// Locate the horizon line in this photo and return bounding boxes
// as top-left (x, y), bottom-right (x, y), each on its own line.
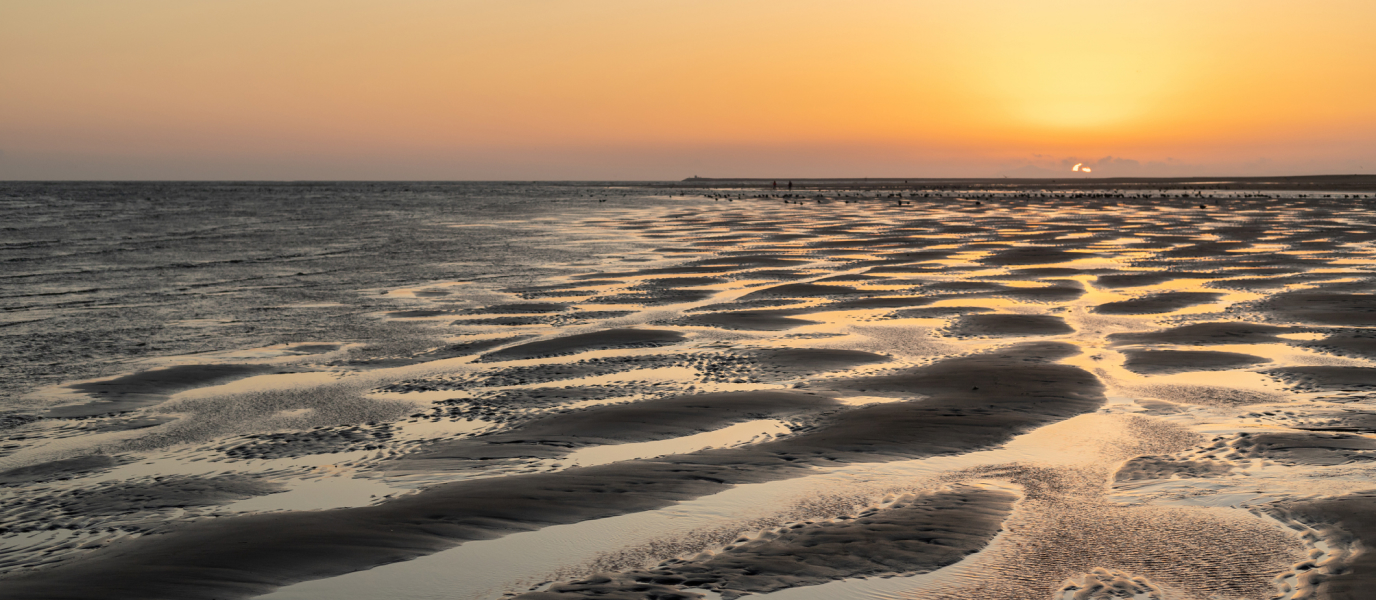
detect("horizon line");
top-left (3, 173), bottom-right (1376, 185)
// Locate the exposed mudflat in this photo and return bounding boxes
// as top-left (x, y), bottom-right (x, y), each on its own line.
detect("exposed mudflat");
top-left (1093, 291), bottom-right (1224, 315)
top-left (478, 328), bottom-right (686, 361)
top-left (46, 364), bottom-right (288, 418)
top-left (516, 484), bottom-right (1017, 600)
top-left (1108, 322), bottom-right (1295, 345)
top-left (678, 309), bottom-right (821, 331)
top-left (4, 180), bottom-right (1376, 600)
top-left (1121, 349), bottom-right (1271, 374)
top-left (947, 313), bottom-right (1075, 337)
top-left (1273, 492), bottom-right (1376, 600)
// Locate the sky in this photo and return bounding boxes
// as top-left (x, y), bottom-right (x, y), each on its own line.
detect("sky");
top-left (2, 0), bottom-right (1374, 180)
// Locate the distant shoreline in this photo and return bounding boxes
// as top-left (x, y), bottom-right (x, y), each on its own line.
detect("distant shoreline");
top-left (678, 174), bottom-right (1376, 191)
top-left (682, 174), bottom-right (1376, 184)
top-left (2, 177), bottom-right (1373, 192)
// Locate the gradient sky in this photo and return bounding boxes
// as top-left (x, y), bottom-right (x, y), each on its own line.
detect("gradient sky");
top-left (3, 0), bottom-right (1374, 180)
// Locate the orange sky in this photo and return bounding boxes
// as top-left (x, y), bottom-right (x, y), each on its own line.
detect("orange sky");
top-left (2, 0), bottom-right (1374, 179)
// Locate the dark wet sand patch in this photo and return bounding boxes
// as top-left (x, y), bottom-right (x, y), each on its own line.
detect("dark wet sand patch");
top-left (1226, 432), bottom-right (1376, 466)
top-left (512, 289), bottom-right (611, 300)
top-left (1263, 292), bottom-right (1376, 326)
top-left (808, 248), bottom-right (877, 258)
top-left (0, 343), bottom-right (1103, 600)
top-left (386, 309), bottom-right (452, 318)
top-left (285, 344), bottom-right (340, 355)
top-left (452, 315), bottom-right (557, 326)
top-left (1157, 241), bottom-right (1250, 258)
top-left (479, 329), bottom-right (686, 362)
top-left (695, 255), bottom-right (814, 269)
top-left (914, 281), bottom-right (1082, 304)
top-left (587, 288), bottom-right (717, 305)
top-left (1266, 366), bottom-right (1376, 393)
top-left (518, 278), bottom-right (621, 288)
top-left (1206, 274), bottom-right (1331, 291)
top-left (741, 282), bottom-right (863, 299)
top-left (1275, 492), bottom-right (1376, 600)
top-left (1093, 292), bottom-right (1223, 315)
top-left (464, 303), bottom-right (569, 315)
top-left (1219, 263), bottom-right (1317, 275)
top-left (221, 425), bottom-right (397, 460)
top-left (46, 364), bottom-right (286, 418)
top-left (997, 284), bottom-right (1084, 303)
top-left (436, 337), bottom-right (536, 356)
top-left (1301, 331), bottom-right (1376, 359)
top-left (692, 240), bottom-right (753, 248)
top-left (564, 310), bottom-right (637, 320)
top-left (981, 246), bottom-right (1095, 266)
top-left (733, 269), bottom-right (814, 281)
top-left (792, 342), bottom-right (1103, 458)
top-left (1293, 411), bottom-right (1376, 433)
top-left (517, 485), bottom-right (1017, 600)
top-left (0, 413), bottom-right (42, 430)
top-left (680, 310), bottom-right (820, 331)
top-left (685, 298), bottom-right (806, 312)
top-left (424, 385), bottom-right (670, 422)
top-left (814, 273), bottom-right (891, 283)
top-left (392, 390), bottom-right (839, 468)
top-left (387, 355), bottom-right (684, 391)
top-left (475, 385), bottom-right (639, 406)
top-left (1121, 350), bottom-right (1270, 374)
top-left (637, 277), bottom-right (725, 287)
top-left (0, 455), bottom-right (118, 486)
top-left (675, 348), bottom-right (889, 386)
top-left (865, 263), bottom-right (954, 274)
top-left (923, 281), bottom-right (1005, 292)
top-left (28, 474), bottom-right (285, 519)
top-left (0, 463), bottom-right (783, 600)
top-left (947, 314), bottom-right (1074, 337)
top-left (1109, 322), bottom-right (1293, 346)
top-left (1125, 383), bottom-right (1288, 407)
top-left (747, 348), bottom-right (890, 378)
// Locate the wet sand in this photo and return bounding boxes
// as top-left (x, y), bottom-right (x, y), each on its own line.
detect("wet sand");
top-left (1274, 492), bottom-right (1376, 600)
top-left (4, 179), bottom-right (1376, 600)
top-left (517, 485), bottom-right (1017, 600)
top-left (45, 364), bottom-right (287, 418)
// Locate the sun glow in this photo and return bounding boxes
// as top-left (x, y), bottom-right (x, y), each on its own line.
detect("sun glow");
top-left (1, 0), bottom-right (1374, 178)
